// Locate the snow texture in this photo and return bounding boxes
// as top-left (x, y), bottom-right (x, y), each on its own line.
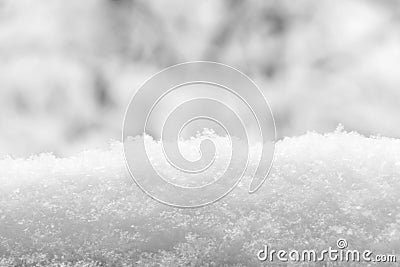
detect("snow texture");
top-left (0, 130), bottom-right (399, 266)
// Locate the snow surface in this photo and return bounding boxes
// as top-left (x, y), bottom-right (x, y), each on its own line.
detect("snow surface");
top-left (0, 130), bottom-right (399, 266)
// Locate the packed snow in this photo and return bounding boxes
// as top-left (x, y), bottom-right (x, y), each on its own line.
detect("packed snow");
top-left (1, 129), bottom-right (399, 266)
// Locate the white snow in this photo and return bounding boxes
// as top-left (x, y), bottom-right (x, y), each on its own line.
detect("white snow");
top-left (1, 130), bottom-right (399, 265)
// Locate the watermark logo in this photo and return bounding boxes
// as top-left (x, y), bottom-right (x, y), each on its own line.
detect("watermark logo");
top-left (123, 62), bottom-right (276, 208)
top-left (257, 239), bottom-right (397, 263)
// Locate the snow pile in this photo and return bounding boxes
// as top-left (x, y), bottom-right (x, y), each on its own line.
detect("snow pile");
top-left (0, 130), bottom-right (399, 266)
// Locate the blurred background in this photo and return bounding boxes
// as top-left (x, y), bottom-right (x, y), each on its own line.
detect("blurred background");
top-left (0, 0), bottom-right (399, 157)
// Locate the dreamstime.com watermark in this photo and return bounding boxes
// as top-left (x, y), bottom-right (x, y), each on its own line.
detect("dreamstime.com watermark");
top-left (123, 61), bottom-right (276, 208)
top-left (257, 239), bottom-right (397, 263)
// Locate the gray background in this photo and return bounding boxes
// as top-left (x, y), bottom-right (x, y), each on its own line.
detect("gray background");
top-left (0, 0), bottom-right (399, 157)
